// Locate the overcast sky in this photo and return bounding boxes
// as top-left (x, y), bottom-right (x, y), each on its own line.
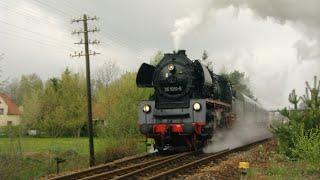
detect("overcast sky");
top-left (0, 0), bottom-right (319, 109)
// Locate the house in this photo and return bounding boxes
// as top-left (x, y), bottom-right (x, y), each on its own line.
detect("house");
top-left (0, 93), bottom-right (20, 126)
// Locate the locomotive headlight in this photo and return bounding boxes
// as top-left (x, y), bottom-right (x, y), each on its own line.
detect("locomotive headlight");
top-left (143, 105), bottom-right (151, 113)
top-left (193, 103), bottom-right (201, 111)
top-left (168, 64), bottom-right (175, 71)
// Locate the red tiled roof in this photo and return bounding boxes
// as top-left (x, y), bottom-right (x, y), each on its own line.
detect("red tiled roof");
top-left (0, 93), bottom-right (20, 115)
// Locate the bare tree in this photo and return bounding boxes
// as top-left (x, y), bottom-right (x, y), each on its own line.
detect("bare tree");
top-left (2, 78), bottom-right (19, 102)
top-left (95, 61), bottom-right (121, 88)
top-left (0, 53), bottom-right (8, 89)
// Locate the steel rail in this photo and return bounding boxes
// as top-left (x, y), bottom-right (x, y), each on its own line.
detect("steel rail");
top-left (81, 152), bottom-right (194, 180)
top-left (50, 152), bottom-right (156, 180)
top-left (146, 138), bottom-right (271, 180)
top-left (145, 149), bottom-right (229, 180)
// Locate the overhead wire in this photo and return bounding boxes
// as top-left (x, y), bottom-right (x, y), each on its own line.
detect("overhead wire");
top-left (1, 0), bottom-right (154, 63)
top-left (60, 0), bottom-right (152, 56)
top-left (0, 20), bottom-right (77, 50)
top-left (0, 30), bottom-right (74, 54)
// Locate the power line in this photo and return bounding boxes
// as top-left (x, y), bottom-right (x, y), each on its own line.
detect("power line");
top-left (0, 30), bottom-right (75, 54)
top-left (0, 1), bottom-right (64, 26)
top-left (0, 20), bottom-right (77, 50)
top-left (39, 0), bottom-right (149, 54)
top-left (32, 0), bottom-right (74, 17)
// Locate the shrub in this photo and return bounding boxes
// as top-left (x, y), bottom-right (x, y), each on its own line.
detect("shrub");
top-left (273, 76), bottom-right (320, 165)
top-left (0, 125), bottom-right (25, 137)
top-left (292, 128), bottom-right (320, 167)
top-left (94, 72), bottom-right (153, 137)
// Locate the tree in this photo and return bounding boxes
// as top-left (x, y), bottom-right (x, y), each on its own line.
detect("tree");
top-left (57, 69), bottom-right (86, 137)
top-left (17, 74), bottom-right (43, 105)
top-left (2, 78), bottom-right (19, 103)
top-left (273, 76), bottom-right (320, 159)
top-left (93, 72), bottom-right (153, 137)
top-left (221, 70), bottom-right (255, 99)
top-left (94, 61), bottom-right (120, 89)
top-left (0, 53), bottom-right (8, 89)
top-left (20, 70), bottom-right (87, 137)
top-left (289, 89), bottom-right (300, 110)
top-left (201, 50), bottom-right (213, 71)
top-left (149, 51), bottom-right (164, 66)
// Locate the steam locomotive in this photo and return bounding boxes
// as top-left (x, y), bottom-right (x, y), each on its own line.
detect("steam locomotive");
top-left (136, 50), bottom-right (268, 152)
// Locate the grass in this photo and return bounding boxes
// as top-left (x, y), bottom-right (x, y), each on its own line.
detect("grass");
top-left (247, 152), bottom-right (320, 180)
top-left (0, 137), bottom-right (146, 180)
top-left (0, 137), bottom-right (136, 155)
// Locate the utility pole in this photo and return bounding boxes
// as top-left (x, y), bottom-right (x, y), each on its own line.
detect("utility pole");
top-left (71, 14), bottom-right (100, 167)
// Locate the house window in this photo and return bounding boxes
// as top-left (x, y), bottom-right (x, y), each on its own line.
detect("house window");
top-left (7, 121), bottom-right (12, 125)
top-left (0, 108), bottom-right (4, 115)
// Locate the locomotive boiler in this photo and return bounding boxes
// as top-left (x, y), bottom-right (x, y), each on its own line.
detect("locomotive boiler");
top-left (136, 50), bottom-right (268, 152)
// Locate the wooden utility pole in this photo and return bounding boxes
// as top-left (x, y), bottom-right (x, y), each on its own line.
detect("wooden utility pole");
top-left (71, 14), bottom-right (100, 167)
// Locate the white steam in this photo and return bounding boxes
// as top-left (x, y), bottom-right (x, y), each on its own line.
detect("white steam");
top-left (211, 0), bottom-right (320, 63)
top-left (170, 0), bottom-right (320, 109)
top-left (171, 1), bottom-right (214, 50)
top-left (204, 99), bottom-right (272, 153)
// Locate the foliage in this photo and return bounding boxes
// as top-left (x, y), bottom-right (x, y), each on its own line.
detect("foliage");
top-left (221, 70), bottom-right (255, 99)
top-left (20, 69), bottom-right (87, 137)
top-left (17, 74), bottom-right (43, 105)
top-left (288, 89), bottom-right (300, 110)
top-left (0, 125), bottom-right (25, 137)
top-left (273, 76), bottom-right (320, 166)
top-left (93, 72), bottom-right (153, 137)
top-left (292, 128), bottom-right (320, 166)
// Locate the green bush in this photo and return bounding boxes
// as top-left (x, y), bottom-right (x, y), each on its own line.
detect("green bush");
top-left (94, 72), bottom-right (153, 137)
top-left (292, 128), bottom-right (320, 166)
top-left (273, 76), bottom-right (320, 165)
top-left (0, 125), bottom-right (25, 137)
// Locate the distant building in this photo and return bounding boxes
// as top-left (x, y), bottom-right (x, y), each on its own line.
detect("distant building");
top-left (0, 93), bottom-right (21, 126)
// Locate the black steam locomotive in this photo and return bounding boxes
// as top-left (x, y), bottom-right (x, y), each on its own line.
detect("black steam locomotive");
top-left (136, 50), bottom-right (267, 152)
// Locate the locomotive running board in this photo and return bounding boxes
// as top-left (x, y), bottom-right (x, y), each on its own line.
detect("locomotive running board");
top-left (205, 99), bottom-right (231, 109)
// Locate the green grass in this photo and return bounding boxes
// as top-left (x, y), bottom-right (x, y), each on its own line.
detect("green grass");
top-left (248, 158), bottom-right (320, 180)
top-left (0, 137), bottom-right (134, 155)
top-left (0, 137), bottom-right (146, 180)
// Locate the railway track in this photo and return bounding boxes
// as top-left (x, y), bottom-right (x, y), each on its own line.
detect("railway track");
top-left (50, 152), bottom-right (162, 180)
top-left (50, 138), bottom-right (270, 180)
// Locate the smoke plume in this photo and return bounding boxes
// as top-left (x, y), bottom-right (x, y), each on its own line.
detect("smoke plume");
top-left (171, 0), bottom-right (320, 109)
top-left (212, 0), bottom-right (320, 63)
top-left (171, 1), bottom-right (214, 50)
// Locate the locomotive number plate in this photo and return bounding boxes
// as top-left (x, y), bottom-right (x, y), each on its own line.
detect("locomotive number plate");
top-left (164, 86), bottom-right (182, 92)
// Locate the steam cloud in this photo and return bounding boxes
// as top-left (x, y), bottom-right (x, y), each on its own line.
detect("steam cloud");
top-left (212, 0), bottom-right (320, 62)
top-left (171, 0), bottom-right (320, 109)
top-left (171, 0), bottom-right (320, 61)
top-left (204, 100), bottom-right (272, 153)
top-left (171, 1), bottom-right (214, 50)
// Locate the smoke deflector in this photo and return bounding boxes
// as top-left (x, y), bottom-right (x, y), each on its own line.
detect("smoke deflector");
top-left (136, 63), bottom-right (155, 87)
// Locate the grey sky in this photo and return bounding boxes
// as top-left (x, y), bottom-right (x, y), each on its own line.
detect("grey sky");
top-left (0, 0), bottom-right (319, 109)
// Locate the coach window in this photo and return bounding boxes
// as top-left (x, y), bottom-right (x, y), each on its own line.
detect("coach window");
top-left (0, 108), bottom-right (4, 115)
